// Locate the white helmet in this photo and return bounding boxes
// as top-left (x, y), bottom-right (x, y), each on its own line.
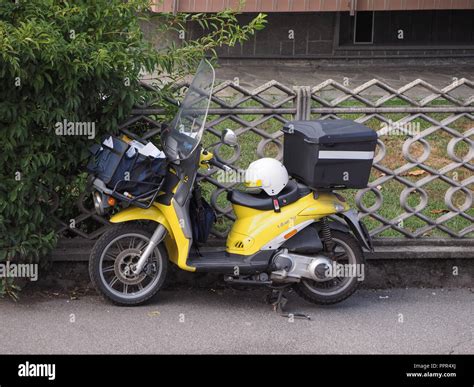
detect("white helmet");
top-left (245, 158), bottom-right (289, 196)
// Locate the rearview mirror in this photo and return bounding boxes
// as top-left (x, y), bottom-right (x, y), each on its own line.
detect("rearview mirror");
top-left (221, 129), bottom-right (238, 147)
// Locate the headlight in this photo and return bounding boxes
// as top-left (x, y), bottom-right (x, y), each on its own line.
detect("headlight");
top-left (93, 191), bottom-right (104, 215)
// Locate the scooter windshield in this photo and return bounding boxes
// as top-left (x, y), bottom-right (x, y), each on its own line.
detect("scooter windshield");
top-left (164, 59), bottom-right (215, 161)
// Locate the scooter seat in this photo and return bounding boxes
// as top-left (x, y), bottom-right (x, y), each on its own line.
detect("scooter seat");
top-left (228, 180), bottom-right (308, 211)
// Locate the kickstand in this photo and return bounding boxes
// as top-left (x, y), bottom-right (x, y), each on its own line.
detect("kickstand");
top-left (266, 289), bottom-right (311, 320)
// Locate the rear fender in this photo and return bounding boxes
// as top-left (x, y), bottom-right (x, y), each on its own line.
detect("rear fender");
top-left (334, 210), bottom-right (373, 251)
top-left (314, 210), bottom-right (373, 251)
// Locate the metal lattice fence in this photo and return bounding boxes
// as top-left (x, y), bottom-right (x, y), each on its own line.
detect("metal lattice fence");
top-left (57, 77), bottom-right (473, 253)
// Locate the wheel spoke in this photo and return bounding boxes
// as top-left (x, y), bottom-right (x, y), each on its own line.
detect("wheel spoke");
top-left (115, 240), bottom-right (125, 252)
top-left (128, 237), bottom-right (136, 250)
top-left (104, 252), bottom-right (118, 261)
top-left (102, 265), bottom-right (115, 273)
top-left (136, 240), bottom-right (147, 251)
top-left (109, 276), bottom-right (119, 288)
top-left (123, 284), bottom-right (128, 294)
top-left (333, 252), bottom-right (348, 260)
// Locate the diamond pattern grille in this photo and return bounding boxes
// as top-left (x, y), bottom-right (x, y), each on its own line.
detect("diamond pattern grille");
top-left (61, 77), bottom-right (473, 240)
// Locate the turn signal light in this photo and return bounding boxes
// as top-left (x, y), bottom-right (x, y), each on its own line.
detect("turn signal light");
top-left (107, 197), bottom-right (116, 206)
top-left (284, 229), bottom-right (297, 240)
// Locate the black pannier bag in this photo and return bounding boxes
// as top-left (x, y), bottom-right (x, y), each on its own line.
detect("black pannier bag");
top-left (87, 136), bottom-right (167, 196)
top-left (87, 136), bottom-right (129, 184)
top-left (189, 186), bottom-right (216, 244)
top-left (282, 120), bottom-right (377, 189)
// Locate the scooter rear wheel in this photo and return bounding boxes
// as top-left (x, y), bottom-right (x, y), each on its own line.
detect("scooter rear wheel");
top-left (293, 230), bottom-right (365, 305)
top-left (89, 223), bottom-right (168, 306)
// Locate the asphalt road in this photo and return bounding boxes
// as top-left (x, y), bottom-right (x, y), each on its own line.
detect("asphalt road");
top-left (0, 288), bottom-right (472, 354)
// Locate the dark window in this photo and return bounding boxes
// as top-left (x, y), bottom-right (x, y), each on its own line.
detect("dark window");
top-left (340, 10), bottom-right (474, 46)
top-left (354, 11), bottom-right (374, 44)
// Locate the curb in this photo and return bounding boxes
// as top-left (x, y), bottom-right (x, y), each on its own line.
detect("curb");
top-left (44, 238), bottom-right (474, 290)
top-left (51, 238), bottom-right (474, 262)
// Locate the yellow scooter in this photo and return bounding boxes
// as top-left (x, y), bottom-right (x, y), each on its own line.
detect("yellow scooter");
top-left (88, 60), bottom-right (374, 306)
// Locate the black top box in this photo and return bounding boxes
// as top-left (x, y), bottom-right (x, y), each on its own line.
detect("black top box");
top-left (282, 120), bottom-right (377, 189)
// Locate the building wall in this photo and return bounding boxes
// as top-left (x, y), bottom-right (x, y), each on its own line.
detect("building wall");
top-left (152, 0), bottom-right (474, 13)
top-left (186, 10), bottom-right (474, 59)
top-left (208, 13), bottom-right (336, 57)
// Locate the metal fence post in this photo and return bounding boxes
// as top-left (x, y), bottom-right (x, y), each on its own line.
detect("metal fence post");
top-left (294, 86), bottom-right (312, 121)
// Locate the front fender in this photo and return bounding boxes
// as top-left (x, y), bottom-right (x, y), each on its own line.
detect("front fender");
top-left (109, 204), bottom-right (195, 272)
top-left (110, 206), bottom-right (171, 231)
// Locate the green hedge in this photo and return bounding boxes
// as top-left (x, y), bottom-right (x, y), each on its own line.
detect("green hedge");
top-left (0, 0), bottom-right (266, 297)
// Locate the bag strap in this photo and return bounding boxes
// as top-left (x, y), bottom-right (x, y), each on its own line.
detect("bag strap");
top-left (191, 184), bottom-right (205, 248)
top-left (193, 184), bottom-right (204, 208)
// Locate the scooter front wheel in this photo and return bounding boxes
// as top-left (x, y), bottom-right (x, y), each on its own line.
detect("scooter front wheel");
top-left (89, 223), bottom-right (168, 306)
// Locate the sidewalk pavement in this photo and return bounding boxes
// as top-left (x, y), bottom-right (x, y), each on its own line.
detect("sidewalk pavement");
top-left (0, 288), bottom-right (472, 354)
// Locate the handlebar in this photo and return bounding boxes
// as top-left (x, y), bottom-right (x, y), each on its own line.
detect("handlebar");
top-left (209, 157), bottom-right (232, 172)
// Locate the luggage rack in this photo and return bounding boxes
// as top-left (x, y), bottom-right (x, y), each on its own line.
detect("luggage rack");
top-left (91, 177), bottom-right (164, 209)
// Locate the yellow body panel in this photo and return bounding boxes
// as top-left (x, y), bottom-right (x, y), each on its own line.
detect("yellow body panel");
top-left (110, 202), bottom-right (195, 272)
top-left (199, 150), bottom-right (213, 167)
top-left (109, 176), bottom-right (348, 267)
top-left (226, 192), bottom-right (348, 255)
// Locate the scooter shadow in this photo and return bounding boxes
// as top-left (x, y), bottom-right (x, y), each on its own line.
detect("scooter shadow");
top-left (146, 286), bottom-right (373, 315)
